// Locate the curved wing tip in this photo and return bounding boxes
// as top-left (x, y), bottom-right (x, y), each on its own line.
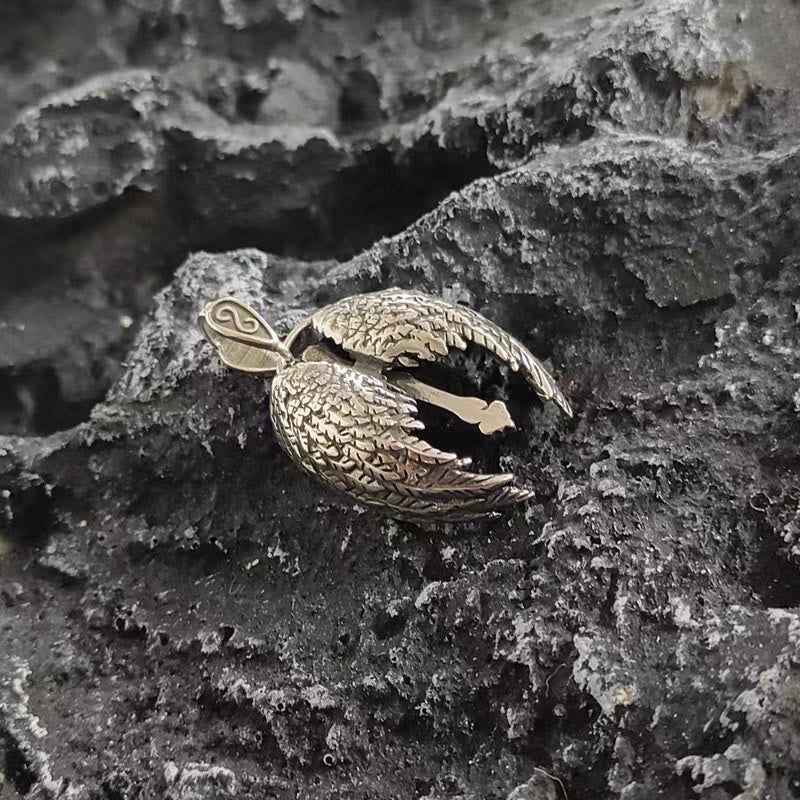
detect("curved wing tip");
top-left (396, 481), bottom-right (535, 521)
top-left (556, 393), bottom-right (574, 418)
top-left (536, 387), bottom-right (573, 418)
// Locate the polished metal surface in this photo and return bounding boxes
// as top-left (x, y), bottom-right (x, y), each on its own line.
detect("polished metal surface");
top-left (199, 288), bottom-right (572, 520)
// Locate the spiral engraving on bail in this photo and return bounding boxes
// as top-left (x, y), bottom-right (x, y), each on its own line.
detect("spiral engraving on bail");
top-left (212, 303), bottom-right (260, 335)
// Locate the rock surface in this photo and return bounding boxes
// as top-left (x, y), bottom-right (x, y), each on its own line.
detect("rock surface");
top-left (2, 0), bottom-right (800, 798)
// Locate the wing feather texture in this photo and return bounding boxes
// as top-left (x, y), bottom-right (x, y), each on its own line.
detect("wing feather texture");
top-left (310, 288), bottom-right (572, 417)
top-left (270, 361), bottom-right (534, 520)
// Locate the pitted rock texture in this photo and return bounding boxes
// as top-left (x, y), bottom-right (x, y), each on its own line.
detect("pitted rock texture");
top-left (2, 1), bottom-right (800, 799)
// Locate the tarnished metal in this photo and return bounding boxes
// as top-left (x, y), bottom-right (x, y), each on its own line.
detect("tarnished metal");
top-left (199, 288), bottom-right (572, 521)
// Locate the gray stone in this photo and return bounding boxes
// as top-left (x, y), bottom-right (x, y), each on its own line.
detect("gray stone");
top-left (1, 0), bottom-right (800, 798)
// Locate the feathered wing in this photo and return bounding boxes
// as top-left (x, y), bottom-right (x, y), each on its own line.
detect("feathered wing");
top-left (269, 361), bottom-right (534, 520)
top-left (309, 288), bottom-right (572, 417)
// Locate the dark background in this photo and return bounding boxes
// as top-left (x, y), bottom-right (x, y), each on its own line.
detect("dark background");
top-left (1, 1), bottom-right (800, 798)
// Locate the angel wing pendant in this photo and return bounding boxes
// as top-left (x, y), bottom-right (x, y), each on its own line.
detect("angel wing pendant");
top-left (199, 289), bottom-right (572, 521)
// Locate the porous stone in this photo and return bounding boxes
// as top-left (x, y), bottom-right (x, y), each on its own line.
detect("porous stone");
top-left (1, 0), bottom-right (800, 798)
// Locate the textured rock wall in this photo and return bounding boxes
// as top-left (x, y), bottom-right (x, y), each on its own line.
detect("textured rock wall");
top-left (2, 1), bottom-right (800, 798)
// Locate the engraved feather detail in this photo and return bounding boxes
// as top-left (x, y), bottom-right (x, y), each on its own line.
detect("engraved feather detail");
top-left (309, 288), bottom-right (572, 417)
top-left (199, 288), bottom-right (573, 521)
top-left (270, 361), bottom-right (533, 521)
